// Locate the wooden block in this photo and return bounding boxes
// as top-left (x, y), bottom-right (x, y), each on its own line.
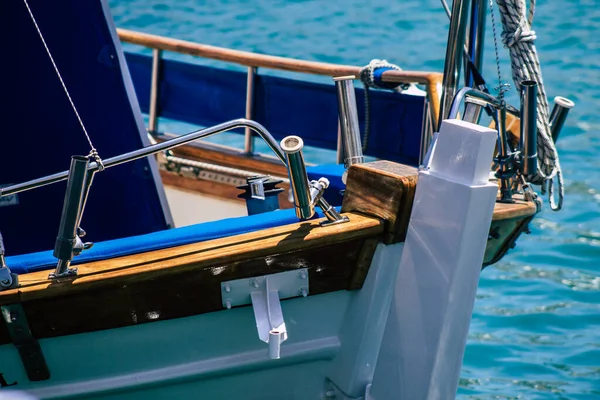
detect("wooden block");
top-left (342, 161), bottom-right (418, 244)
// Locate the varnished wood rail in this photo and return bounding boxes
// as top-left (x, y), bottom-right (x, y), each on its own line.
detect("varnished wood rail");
top-left (117, 28), bottom-right (443, 128)
top-left (0, 212), bottom-right (383, 342)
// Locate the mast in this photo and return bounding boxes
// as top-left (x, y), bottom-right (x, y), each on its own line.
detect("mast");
top-left (438, 0), bottom-right (472, 130)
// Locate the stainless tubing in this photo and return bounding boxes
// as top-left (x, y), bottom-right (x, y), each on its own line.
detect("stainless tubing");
top-left (280, 136), bottom-right (314, 220)
top-left (244, 67), bottom-right (257, 154)
top-left (462, 102), bottom-right (483, 123)
top-left (334, 76), bottom-right (364, 168)
top-left (148, 48), bottom-right (162, 134)
top-left (465, 0), bottom-right (487, 88)
top-left (519, 81), bottom-right (538, 176)
top-left (549, 96), bottom-right (575, 142)
top-left (336, 122), bottom-right (344, 165)
top-left (448, 87), bottom-right (520, 119)
top-left (496, 106), bottom-right (509, 162)
top-left (418, 99), bottom-right (433, 165)
top-left (495, 105), bottom-right (513, 202)
top-left (53, 156), bottom-right (90, 275)
top-left (78, 169), bottom-right (97, 228)
top-left (0, 119), bottom-right (285, 198)
top-left (438, 0), bottom-right (472, 130)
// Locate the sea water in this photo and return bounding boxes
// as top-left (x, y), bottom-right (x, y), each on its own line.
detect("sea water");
top-left (108, 0), bottom-right (600, 397)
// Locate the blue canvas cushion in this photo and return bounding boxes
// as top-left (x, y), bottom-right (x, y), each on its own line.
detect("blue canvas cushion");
top-left (6, 207), bottom-right (340, 275)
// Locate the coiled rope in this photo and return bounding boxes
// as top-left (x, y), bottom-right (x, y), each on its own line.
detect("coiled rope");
top-left (496, 0), bottom-right (563, 210)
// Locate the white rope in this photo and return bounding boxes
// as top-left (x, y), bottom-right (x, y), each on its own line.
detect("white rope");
top-left (22, 0), bottom-right (104, 169)
top-left (496, 0), bottom-right (563, 210)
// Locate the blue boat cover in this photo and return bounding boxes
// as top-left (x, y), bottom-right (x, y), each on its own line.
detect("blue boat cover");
top-left (0, 0), bottom-right (171, 256)
top-left (126, 54), bottom-right (425, 166)
top-left (6, 208), bottom-right (331, 274)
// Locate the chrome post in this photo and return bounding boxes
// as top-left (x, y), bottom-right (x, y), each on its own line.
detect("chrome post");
top-left (519, 81), bottom-right (538, 176)
top-left (336, 121), bottom-right (344, 165)
top-left (281, 135), bottom-right (349, 225)
top-left (465, 0), bottom-right (487, 88)
top-left (549, 96), bottom-right (575, 142)
top-left (148, 48), bottom-right (162, 134)
top-left (280, 136), bottom-right (314, 219)
top-left (418, 98), bottom-right (433, 166)
top-left (495, 105), bottom-right (514, 203)
top-left (333, 76), bottom-right (364, 168)
top-left (462, 102), bottom-right (483, 123)
top-left (244, 67), bottom-right (257, 154)
top-left (438, 0), bottom-right (472, 130)
top-left (51, 156), bottom-right (90, 278)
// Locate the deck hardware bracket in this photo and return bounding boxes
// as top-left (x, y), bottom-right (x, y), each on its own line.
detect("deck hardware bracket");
top-left (221, 268), bottom-right (309, 359)
top-left (1, 304), bottom-right (50, 381)
top-left (0, 268), bottom-right (18, 292)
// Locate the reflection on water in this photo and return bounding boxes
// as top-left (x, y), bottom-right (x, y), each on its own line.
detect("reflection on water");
top-left (109, 0), bottom-right (600, 397)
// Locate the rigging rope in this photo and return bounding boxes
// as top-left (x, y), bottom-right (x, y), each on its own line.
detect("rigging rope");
top-left (496, 0), bottom-right (563, 210)
top-left (22, 0), bottom-right (104, 170)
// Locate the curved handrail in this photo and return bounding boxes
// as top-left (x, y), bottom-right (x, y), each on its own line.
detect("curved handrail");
top-left (116, 28), bottom-right (443, 128)
top-left (0, 119), bottom-right (283, 198)
top-left (448, 87), bottom-right (520, 119)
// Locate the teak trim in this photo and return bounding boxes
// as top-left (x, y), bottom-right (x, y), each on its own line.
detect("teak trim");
top-left (117, 28), bottom-right (443, 128)
top-left (0, 212), bottom-right (383, 305)
top-left (342, 161), bottom-right (419, 244)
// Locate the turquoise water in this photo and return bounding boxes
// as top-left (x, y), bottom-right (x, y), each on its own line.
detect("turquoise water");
top-left (108, 0), bottom-right (600, 398)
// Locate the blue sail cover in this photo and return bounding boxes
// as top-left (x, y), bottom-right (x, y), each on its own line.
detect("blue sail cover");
top-left (0, 0), bottom-right (172, 256)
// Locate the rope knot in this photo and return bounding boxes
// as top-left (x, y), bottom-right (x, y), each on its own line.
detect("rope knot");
top-left (88, 148), bottom-right (105, 171)
top-left (501, 25), bottom-right (537, 48)
top-left (359, 59), bottom-right (410, 91)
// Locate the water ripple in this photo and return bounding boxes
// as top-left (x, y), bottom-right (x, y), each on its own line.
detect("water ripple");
top-left (108, 0), bottom-right (600, 397)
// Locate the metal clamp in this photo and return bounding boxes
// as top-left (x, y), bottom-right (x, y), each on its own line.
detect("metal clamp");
top-left (280, 136), bottom-right (349, 226)
top-left (221, 269), bottom-right (310, 359)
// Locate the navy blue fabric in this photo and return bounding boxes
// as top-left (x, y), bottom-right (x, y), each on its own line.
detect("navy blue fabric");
top-left (0, 0), bottom-right (170, 256)
top-left (126, 54), bottom-right (425, 165)
top-left (6, 207), bottom-right (335, 274)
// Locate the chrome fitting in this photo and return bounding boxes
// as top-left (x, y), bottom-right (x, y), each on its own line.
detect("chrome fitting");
top-left (519, 80), bottom-right (538, 176)
top-left (281, 136), bottom-right (350, 226)
top-left (549, 96), bottom-right (575, 142)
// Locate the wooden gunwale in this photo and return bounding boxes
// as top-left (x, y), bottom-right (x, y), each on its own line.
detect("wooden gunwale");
top-left (0, 212), bottom-right (383, 305)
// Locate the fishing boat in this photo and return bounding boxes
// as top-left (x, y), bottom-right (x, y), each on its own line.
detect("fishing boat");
top-left (0, 0), bottom-right (574, 398)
